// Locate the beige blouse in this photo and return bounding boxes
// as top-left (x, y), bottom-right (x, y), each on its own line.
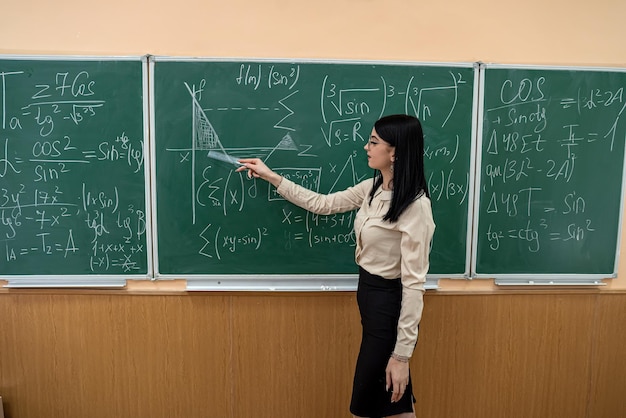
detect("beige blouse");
top-left (276, 177), bottom-right (435, 358)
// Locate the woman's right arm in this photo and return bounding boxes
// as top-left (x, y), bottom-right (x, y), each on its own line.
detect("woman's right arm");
top-left (236, 158), bottom-right (369, 215)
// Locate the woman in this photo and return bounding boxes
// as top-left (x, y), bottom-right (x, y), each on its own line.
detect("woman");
top-left (236, 114), bottom-right (435, 418)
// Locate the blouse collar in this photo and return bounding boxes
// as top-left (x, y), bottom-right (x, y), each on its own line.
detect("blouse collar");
top-left (373, 187), bottom-right (392, 201)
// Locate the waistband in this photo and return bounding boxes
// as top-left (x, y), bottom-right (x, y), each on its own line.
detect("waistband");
top-left (358, 266), bottom-right (401, 289)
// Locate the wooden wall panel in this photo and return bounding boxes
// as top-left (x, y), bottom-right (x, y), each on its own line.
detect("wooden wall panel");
top-left (231, 294), bottom-right (361, 418)
top-left (413, 294), bottom-right (596, 418)
top-left (0, 293), bottom-right (231, 418)
top-left (588, 294), bottom-right (626, 417)
top-left (1, 291), bottom-right (625, 418)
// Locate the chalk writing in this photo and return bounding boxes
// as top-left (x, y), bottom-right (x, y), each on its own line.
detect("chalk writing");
top-left (0, 58), bottom-right (147, 276)
top-left (154, 60), bottom-right (475, 275)
top-left (476, 67), bottom-right (626, 275)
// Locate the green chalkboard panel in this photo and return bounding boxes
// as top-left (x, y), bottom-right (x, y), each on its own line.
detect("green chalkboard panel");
top-left (474, 65), bottom-right (626, 277)
top-left (0, 56), bottom-right (150, 279)
top-left (152, 58), bottom-right (476, 278)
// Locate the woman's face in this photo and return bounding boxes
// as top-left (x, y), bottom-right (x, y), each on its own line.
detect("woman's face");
top-left (364, 128), bottom-right (395, 172)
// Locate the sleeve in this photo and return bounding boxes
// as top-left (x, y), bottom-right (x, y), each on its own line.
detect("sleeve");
top-left (276, 177), bottom-right (372, 215)
top-left (393, 196), bottom-right (436, 358)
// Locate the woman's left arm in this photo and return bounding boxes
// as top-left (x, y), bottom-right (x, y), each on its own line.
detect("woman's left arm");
top-left (386, 196), bottom-right (435, 401)
top-left (394, 196), bottom-right (435, 357)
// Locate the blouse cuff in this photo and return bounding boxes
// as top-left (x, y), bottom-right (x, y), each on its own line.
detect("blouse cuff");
top-left (393, 342), bottom-right (416, 359)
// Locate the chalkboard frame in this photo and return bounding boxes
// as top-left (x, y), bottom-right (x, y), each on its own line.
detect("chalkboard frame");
top-left (472, 63), bottom-right (626, 284)
top-left (149, 56), bottom-right (479, 291)
top-left (0, 55), bottom-right (153, 288)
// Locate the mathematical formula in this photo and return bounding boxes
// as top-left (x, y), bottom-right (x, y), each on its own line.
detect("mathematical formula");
top-left (478, 72), bottom-right (626, 262)
top-left (0, 60), bottom-right (147, 275)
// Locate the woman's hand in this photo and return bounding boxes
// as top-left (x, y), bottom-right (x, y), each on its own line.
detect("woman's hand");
top-left (386, 357), bottom-right (410, 403)
top-left (236, 158), bottom-right (282, 187)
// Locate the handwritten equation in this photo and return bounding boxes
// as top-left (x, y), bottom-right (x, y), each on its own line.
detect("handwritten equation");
top-left (477, 69), bottom-right (626, 274)
top-left (155, 60), bottom-right (474, 274)
top-left (0, 59), bottom-right (148, 275)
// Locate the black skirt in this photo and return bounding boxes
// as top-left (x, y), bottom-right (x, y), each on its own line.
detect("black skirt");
top-left (350, 266), bottom-right (415, 417)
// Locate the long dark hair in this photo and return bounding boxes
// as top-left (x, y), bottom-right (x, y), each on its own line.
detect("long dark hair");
top-left (369, 114), bottom-right (429, 222)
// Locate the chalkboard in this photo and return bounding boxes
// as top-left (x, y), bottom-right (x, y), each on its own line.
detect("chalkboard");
top-left (473, 64), bottom-right (626, 280)
top-left (0, 56), bottom-right (150, 285)
top-left (151, 58), bottom-right (477, 285)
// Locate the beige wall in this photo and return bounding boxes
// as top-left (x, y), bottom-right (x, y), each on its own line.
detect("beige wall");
top-left (2, 0), bottom-right (626, 291)
top-left (3, 0), bottom-right (625, 66)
